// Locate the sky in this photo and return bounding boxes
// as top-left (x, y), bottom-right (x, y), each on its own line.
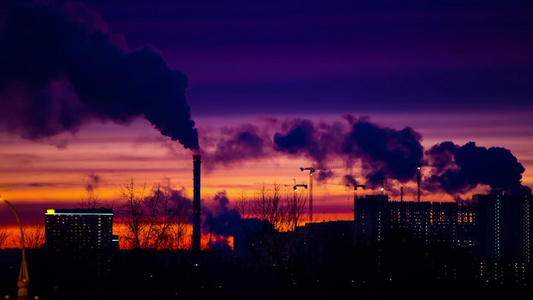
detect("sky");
top-left (1, 0), bottom-right (532, 226)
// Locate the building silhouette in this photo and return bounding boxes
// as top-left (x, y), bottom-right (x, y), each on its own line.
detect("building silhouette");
top-left (45, 208), bottom-right (118, 253)
top-left (44, 208), bottom-right (118, 278)
top-left (473, 191), bottom-right (533, 284)
top-left (353, 190), bottom-right (532, 285)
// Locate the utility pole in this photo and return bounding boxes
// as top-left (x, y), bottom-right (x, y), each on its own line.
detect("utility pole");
top-left (1, 196), bottom-right (29, 300)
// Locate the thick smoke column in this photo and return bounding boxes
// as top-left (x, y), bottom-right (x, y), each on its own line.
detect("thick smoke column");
top-left (202, 190), bottom-right (274, 251)
top-left (425, 141), bottom-right (526, 194)
top-left (341, 116), bottom-right (424, 188)
top-left (210, 124), bottom-right (269, 166)
top-left (272, 115), bottom-right (424, 188)
top-left (208, 116), bottom-right (424, 188)
top-left (202, 116), bottom-right (528, 196)
top-left (0, 2), bottom-right (198, 150)
top-left (203, 191), bottom-right (241, 237)
top-left (342, 174), bottom-right (358, 187)
top-left (273, 118), bottom-right (345, 165)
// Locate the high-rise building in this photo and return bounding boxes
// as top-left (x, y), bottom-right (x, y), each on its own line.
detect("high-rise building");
top-left (350, 188), bottom-right (533, 285)
top-left (473, 191), bottom-right (532, 284)
top-left (353, 194), bottom-right (479, 283)
top-left (355, 196), bottom-right (476, 250)
top-left (45, 208), bottom-right (118, 254)
top-left (353, 194), bottom-right (389, 244)
top-left (473, 192), bottom-right (532, 262)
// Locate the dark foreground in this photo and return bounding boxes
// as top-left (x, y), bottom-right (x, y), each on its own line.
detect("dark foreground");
top-left (1, 248), bottom-right (532, 300)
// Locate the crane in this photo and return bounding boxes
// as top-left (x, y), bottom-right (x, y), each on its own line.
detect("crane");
top-left (300, 165), bottom-right (345, 222)
top-left (346, 181), bottom-right (366, 198)
top-left (300, 167), bottom-right (317, 222)
top-left (284, 179), bottom-right (308, 192)
top-left (412, 163), bottom-right (422, 202)
top-left (300, 166), bottom-right (332, 223)
top-left (344, 177), bottom-right (365, 201)
top-left (293, 184), bottom-right (308, 192)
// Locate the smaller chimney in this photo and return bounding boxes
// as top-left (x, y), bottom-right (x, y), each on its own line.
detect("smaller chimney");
top-left (192, 153), bottom-right (202, 252)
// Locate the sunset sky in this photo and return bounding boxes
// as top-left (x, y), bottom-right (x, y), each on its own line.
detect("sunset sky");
top-left (1, 0), bottom-right (532, 226)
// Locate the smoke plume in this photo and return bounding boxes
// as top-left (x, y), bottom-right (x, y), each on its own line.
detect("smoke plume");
top-left (0, 2), bottom-right (199, 150)
top-left (84, 171), bottom-right (100, 194)
top-left (341, 115), bottom-right (424, 188)
top-left (424, 141), bottom-right (526, 194)
top-left (202, 190), bottom-right (275, 248)
top-left (273, 118), bottom-right (345, 164)
top-left (203, 115), bottom-right (528, 196)
top-left (342, 174), bottom-right (358, 187)
top-left (203, 191), bottom-right (241, 237)
top-left (208, 124), bottom-right (270, 166)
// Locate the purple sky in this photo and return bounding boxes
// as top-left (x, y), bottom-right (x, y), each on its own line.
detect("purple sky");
top-left (84, 0), bottom-right (533, 116)
top-left (1, 0), bottom-right (532, 226)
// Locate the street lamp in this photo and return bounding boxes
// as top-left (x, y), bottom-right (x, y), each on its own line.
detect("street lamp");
top-left (1, 196), bottom-right (29, 300)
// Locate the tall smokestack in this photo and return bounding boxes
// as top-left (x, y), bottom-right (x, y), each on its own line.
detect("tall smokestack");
top-left (192, 153), bottom-right (202, 252)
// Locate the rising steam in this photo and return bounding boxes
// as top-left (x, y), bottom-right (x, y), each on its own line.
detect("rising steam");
top-left (0, 2), bottom-right (198, 150)
top-left (424, 141), bottom-right (526, 194)
top-left (1, 2), bottom-right (526, 198)
top-left (203, 115), bottom-right (527, 197)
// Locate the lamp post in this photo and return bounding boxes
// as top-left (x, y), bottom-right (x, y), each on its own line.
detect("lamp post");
top-left (1, 196), bottom-right (29, 300)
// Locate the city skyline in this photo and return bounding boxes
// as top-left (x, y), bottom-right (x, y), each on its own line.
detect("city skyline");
top-left (2, 189), bottom-right (530, 299)
top-left (1, 0), bottom-right (532, 228)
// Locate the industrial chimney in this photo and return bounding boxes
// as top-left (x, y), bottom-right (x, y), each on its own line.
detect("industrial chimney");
top-left (192, 153), bottom-right (202, 252)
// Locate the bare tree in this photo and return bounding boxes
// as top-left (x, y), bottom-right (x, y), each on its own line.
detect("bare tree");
top-left (78, 189), bottom-right (100, 209)
top-left (9, 222), bottom-right (45, 249)
top-left (141, 184), bottom-right (183, 250)
top-left (0, 225), bottom-right (10, 248)
top-left (163, 221), bottom-right (192, 250)
top-left (250, 183), bottom-right (285, 230)
top-left (116, 178), bottom-right (192, 250)
top-left (24, 223), bottom-right (45, 249)
top-left (237, 182), bottom-right (308, 276)
top-left (246, 182), bottom-right (308, 232)
top-left (117, 177), bottom-right (147, 250)
top-left (285, 188), bottom-right (308, 232)
top-left (163, 186), bottom-right (192, 250)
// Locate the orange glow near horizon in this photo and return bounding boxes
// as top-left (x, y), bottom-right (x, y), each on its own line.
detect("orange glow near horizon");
top-left (0, 224), bottom-right (44, 249)
top-left (0, 115), bottom-right (532, 229)
top-left (0, 221), bottom-right (235, 251)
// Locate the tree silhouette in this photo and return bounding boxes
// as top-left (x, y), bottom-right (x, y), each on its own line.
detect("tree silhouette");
top-left (0, 225), bottom-right (10, 248)
top-left (116, 178), bottom-right (192, 250)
